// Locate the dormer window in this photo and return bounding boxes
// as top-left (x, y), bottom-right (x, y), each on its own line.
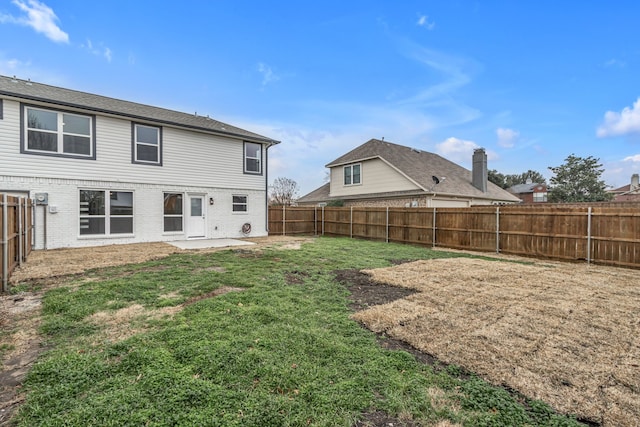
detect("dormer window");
top-left (344, 164), bottom-right (361, 185)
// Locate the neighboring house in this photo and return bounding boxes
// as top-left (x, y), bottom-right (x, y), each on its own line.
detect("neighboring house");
top-left (608, 174), bottom-right (640, 202)
top-left (0, 75), bottom-right (279, 249)
top-left (507, 179), bottom-right (548, 203)
top-left (297, 139), bottom-right (519, 207)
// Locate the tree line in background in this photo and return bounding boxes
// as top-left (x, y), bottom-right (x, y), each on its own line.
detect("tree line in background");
top-left (270, 154), bottom-right (612, 205)
top-left (490, 154), bottom-right (611, 202)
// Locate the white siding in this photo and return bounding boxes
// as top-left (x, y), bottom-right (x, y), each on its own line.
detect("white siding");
top-left (0, 98), bottom-right (270, 249)
top-left (329, 158), bottom-right (420, 197)
top-left (0, 100), bottom-right (266, 191)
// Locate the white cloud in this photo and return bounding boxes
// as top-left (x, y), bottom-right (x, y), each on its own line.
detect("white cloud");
top-left (416, 14), bottom-right (435, 30)
top-left (1, 0), bottom-right (68, 43)
top-left (257, 62), bottom-right (279, 87)
top-left (80, 39), bottom-right (113, 62)
top-left (496, 127), bottom-right (519, 148)
top-left (624, 154), bottom-right (640, 162)
top-left (435, 137), bottom-right (498, 165)
top-left (604, 58), bottom-right (625, 68)
top-left (597, 98), bottom-right (640, 137)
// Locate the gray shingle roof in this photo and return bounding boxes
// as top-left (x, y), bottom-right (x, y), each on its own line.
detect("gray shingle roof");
top-left (305, 138), bottom-right (519, 202)
top-left (0, 75), bottom-right (279, 145)
top-left (507, 183), bottom-right (538, 194)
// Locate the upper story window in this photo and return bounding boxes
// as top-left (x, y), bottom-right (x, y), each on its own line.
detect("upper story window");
top-left (343, 164), bottom-right (361, 185)
top-left (22, 105), bottom-right (95, 159)
top-left (533, 192), bottom-right (548, 203)
top-left (132, 123), bottom-right (162, 165)
top-left (244, 142), bottom-right (262, 174)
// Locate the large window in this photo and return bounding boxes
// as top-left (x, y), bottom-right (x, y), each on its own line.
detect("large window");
top-left (80, 190), bottom-right (133, 236)
top-left (232, 195), bottom-right (248, 212)
top-left (132, 123), bottom-right (162, 165)
top-left (344, 164), bottom-right (361, 185)
top-left (23, 106), bottom-right (94, 158)
top-left (533, 192), bottom-right (548, 203)
top-left (164, 193), bottom-right (183, 232)
top-left (244, 142), bottom-right (262, 174)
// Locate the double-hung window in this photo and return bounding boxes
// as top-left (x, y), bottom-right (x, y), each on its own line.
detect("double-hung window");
top-left (232, 195), bottom-right (248, 212)
top-left (163, 193), bottom-right (184, 232)
top-left (23, 106), bottom-right (94, 158)
top-left (79, 190), bottom-right (133, 236)
top-left (344, 164), bottom-right (361, 185)
top-left (132, 123), bottom-right (162, 165)
top-left (244, 142), bottom-right (262, 174)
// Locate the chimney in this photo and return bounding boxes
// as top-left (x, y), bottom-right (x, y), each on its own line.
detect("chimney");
top-left (631, 174), bottom-right (639, 191)
top-left (472, 148), bottom-right (487, 193)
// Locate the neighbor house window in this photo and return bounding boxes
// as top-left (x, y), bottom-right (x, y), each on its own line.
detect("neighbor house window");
top-left (232, 195), bottom-right (248, 212)
top-left (22, 105), bottom-right (95, 158)
top-left (132, 123), bottom-right (162, 165)
top-left (79, 190), bottom-right (133, 235)
top-left (343, 164), bottom-right (361, 185)
top-left (244, 142), bottom-right (262, 174)
top-left (533, 192), bottom-right (548, 203)
top-left (163, 193), bottom-right (183, 232)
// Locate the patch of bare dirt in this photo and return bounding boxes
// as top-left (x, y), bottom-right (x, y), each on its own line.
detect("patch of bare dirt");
top-left (0, 236), bottom-right (309, 425)
top-left (350, 258), bottom-right (640, 427)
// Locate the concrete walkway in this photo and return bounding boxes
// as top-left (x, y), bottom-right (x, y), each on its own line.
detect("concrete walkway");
top-left (168, 238), bottom-right (256, 250)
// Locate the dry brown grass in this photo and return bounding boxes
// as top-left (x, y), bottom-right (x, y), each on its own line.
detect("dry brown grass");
top-left (352, 258), bottom-right (640, 427)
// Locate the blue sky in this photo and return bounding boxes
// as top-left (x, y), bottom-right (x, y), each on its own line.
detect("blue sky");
top-left (2, 1), bottom-right (640, 195)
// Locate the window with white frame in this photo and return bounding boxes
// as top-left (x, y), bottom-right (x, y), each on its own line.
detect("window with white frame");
top-left (79, 190), bottom-right (133, 235)
top-left (244, 142), bottom-right (262, 174)
top-left (343, 164), bottom-right (361, 185)
top-left (132, 123), bottom-right (162, 165)
top-left (533, 192), bottom-right (548, 203)
top-left (163, 193), bottom-right (183, 232)
top-left (232, 195), bottom-right (248, 212)
top-left (23, 106), bottom-right (94, 158)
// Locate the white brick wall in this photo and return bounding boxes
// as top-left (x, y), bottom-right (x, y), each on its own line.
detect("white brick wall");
top-left (0, 175), bottom-right (267, 249)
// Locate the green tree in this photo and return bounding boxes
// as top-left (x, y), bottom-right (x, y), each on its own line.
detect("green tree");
top-left (505, 170), bottom-right (547, 187)
top-left (547, 154), bottom-right (612, 203)
top-left (488, 169), bottom-right (507, 188)
top-left (489, 169), bottom-right (547, 189)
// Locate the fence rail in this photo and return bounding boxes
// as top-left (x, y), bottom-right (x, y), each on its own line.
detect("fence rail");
top-left (1, 194), bottom-right (34, 292)
top-left (268, 204), bottom-right (640, 268)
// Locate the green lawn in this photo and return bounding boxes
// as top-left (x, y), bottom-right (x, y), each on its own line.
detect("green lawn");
top-left (16, 237), bottom-right (583, 426)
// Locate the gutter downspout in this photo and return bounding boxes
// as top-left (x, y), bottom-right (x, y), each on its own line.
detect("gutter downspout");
top-left (264, 140), bottom-right (279, 234)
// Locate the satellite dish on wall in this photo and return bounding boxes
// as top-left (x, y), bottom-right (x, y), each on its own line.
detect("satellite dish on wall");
top-left (432, 176), bottom-right (440, 185)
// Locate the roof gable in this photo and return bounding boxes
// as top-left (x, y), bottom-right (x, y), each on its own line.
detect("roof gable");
top-left (325, 139), bottom-right (519, 202)
top-left (0, 75), bottom-right (279, 145)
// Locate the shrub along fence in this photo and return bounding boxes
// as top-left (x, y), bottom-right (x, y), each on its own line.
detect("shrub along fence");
top-left (269, 204), bottom-right (640, 268)
top-left (1, 194), bottom-right (34, 292)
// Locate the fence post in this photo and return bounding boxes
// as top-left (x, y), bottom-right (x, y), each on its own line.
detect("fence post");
top-left (321, 206), bottom-right (325, 236)
top-left (314, 206), bottom-right (317, 236)
top-left (350, 206), bottom-right (353, 239)
top-left (496, 206), bottom-right (500, 254)
top-left (386, 207), bottom-right (389, 243)
top-left (2, 194), bottom-right (8, 293)
top-left (18, 197), bottom-right (23, 266)
top-left (282, 205), bottom-right (286, 236)
top-left (432, 207), bottom-right (436, 248)
top-left (587, 207), bottom-right (592, 265)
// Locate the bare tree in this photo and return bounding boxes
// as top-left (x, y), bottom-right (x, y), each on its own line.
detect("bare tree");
top-left (270, 177), bottom-right (300, 206)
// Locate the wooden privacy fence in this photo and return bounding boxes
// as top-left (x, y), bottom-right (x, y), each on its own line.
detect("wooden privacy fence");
top-left (1, 194), bottom-right (34, 292)
top-left (269, 204), bottom-right (640, 268)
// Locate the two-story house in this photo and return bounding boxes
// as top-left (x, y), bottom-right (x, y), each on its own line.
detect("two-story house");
top-left (298, 139), bottom-right (519, 207)
top-left (0, 75), bottom-right (279, 249)
top-left (507, 179), bottom-right (548, 203)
